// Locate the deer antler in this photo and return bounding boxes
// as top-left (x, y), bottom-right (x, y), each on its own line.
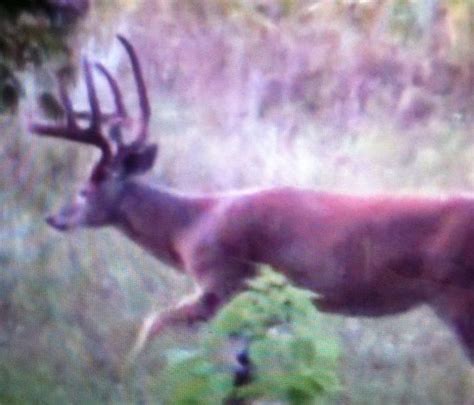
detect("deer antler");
top-left (30, 58), bottom-right (113, 168)
top-left (30, 35), bottom-right (152, 170)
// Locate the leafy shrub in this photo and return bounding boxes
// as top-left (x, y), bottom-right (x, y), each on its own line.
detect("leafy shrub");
top-left (161, 267), bottom-right (341, 404)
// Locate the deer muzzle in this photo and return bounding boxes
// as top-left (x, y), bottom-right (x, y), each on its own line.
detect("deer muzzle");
top-left (46, 214), bottom-right (72, 231)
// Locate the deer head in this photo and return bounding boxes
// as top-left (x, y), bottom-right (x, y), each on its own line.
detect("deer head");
top-left (31, 36), bottom-right (157, 231)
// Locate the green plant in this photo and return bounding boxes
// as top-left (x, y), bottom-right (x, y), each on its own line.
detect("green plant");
top-left (161, 267), bottom-right (341, 404)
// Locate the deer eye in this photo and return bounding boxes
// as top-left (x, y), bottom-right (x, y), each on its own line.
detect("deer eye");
top-left (79, 189), bottom-right (91, 198)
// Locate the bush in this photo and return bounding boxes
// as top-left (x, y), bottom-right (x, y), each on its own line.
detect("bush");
top-left (161, 267), bottom-right (341, 404)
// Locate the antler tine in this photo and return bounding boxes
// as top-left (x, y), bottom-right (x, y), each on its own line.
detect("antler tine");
top-left (95, 62), bottom-right (127, 119)
top-left (58, 73), bottom-right (78, 130)
top-left (117, 35), bottom-right (151, 147)
top-left (80, 58), bottom-right (113, 163)
top-left (94, 62), bottom-right (128, 145)
top-left (83, 58), bottom-right (101, 132)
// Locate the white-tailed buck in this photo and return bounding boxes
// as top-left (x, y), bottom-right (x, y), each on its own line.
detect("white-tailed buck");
top-left (31, 36), bottom-right (474, 364)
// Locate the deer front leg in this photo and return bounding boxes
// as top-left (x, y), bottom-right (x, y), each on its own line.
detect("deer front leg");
top-left (127, 288), bottom-right (221, 363)
top-left (127, 257), bottom-right (256, 364)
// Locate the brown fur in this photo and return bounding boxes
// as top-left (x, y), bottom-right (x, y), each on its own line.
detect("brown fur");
top-left (110, 183), bottom-right (474, 363)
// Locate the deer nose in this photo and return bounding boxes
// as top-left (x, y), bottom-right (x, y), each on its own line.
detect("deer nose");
top-left (45, 215), bottom-right (68, 231)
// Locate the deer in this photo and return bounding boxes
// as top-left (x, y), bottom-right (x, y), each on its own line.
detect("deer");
top-left (30, 36), bottom-right (474, 365)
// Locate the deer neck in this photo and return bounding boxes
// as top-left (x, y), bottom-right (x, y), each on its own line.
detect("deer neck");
top-left (114, 181), bottom-right (212, 268)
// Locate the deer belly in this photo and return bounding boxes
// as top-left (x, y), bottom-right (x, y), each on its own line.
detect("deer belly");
top-left (264, 241), bottom-right (355, 294)
top-left (308, 249), bottom-right (428, 316)
top-left (266, 232), bottom-right (428, 308)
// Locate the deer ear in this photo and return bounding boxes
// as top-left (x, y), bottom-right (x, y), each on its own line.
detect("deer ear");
top-left (123, 144), bottom-right (158, 176)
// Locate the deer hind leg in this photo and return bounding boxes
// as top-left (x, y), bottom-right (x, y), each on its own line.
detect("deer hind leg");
top-left (431, 291), bottom-right (474, 364)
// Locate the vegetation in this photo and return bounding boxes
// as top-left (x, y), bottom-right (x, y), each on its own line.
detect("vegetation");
top-left (0, 0), bottom-right (90, 113)
top-left (0, 0), bottom-right (473, 404)
top-left (162, 268), bottom-right (340, 404)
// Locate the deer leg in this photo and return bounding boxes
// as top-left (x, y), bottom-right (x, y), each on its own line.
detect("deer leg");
top-left (127, 258), bottom-right (256, 364)
top-left (431, 291), bottom-right (474, 364)
top-left (127, 288), bottom-right (222, 363)
top-left (151, 290), bottom-right (221, 336)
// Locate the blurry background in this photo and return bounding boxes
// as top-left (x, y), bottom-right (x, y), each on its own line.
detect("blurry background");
top-left (0, 0), bottom-right (473, 403)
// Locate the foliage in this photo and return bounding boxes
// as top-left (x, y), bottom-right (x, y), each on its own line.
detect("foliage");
top-left (162, 268), bottom-right (341, 404)
top-left (0, 0), bottom-right (89, 114)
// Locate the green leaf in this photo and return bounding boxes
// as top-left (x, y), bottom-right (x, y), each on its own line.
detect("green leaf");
top-left (163, 267), bottom-right (341, 404)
